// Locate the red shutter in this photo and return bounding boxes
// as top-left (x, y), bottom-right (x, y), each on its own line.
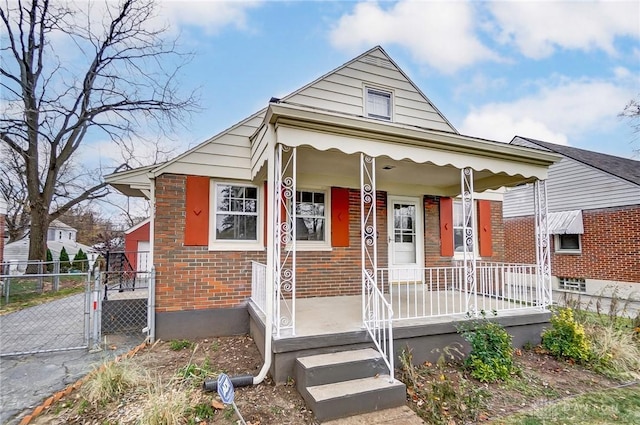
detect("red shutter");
top-left (184, 176), bottom-right (210, 246)
top-left (478, 200), bottom-right (493, 257)
top-left (440, 197), bottom-right (454, 256)
top-left (331, 187), bottom-right (350, 247)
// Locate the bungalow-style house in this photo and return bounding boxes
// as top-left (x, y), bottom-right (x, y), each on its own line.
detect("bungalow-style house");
top-left (107, 47), bottom-right (561, 420)
top-left (504, 137), bottom-right (640, 300)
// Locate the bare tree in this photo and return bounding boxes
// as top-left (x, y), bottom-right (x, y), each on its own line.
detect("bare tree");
top-left (0, 0), bottom-right (196, 265)
top-left (620, 97), bottom-right (640, 155)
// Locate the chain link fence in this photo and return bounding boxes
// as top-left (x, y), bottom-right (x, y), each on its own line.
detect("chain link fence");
top-left (0, 253), bottom-right (152, 356)
top-left (97, 251), bottom-right (151, 343)
top-left (1, 260), bottom-right (92, 356)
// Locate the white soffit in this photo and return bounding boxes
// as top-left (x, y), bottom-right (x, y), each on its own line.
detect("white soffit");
top-left (548, 210), bottom-right (584, 234)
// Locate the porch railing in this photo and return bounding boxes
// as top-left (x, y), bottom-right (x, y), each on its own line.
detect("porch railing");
top-left (363, 273), bottom-right (395, 382)
top-left (378, 262), bottom-right (544, 321)
top-left (250, 261), bottom-right (267, 316)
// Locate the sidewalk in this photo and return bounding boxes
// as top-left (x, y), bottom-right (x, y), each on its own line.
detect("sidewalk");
top-left (0, 336), bottom-right (139, 425)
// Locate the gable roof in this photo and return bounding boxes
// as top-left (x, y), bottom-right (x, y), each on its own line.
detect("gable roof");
top-left (512, 137), bottom-right (640, 186)
top-left (150, 46), bottom-right (457, 178)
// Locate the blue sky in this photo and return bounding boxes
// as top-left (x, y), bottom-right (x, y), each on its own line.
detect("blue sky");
top-left (136, 0), bottom-right (640, 161)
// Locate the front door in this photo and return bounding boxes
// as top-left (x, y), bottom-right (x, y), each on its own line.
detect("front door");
top-left (387, 196), bottom-right (424, 282)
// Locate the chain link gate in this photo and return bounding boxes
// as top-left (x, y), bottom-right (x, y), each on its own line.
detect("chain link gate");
top-left (0, 265), bottom-right (92, 357)
top-left (93, 251), bottom-right (152, 349)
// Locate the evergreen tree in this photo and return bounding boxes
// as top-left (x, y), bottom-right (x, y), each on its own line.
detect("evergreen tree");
top-left (46, 248), bottom-right (53, 272)
top-left (73, 249), bottom-right (88, 271)
top-left (59, 247), bottom-right (71, 272)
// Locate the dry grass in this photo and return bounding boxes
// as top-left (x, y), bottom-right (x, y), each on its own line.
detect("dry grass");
top-left (140, 378), bottom-right (191, 425)
top-left (585, 323), bottom-right (640, 380)
top-left (80, 359), bottom-right (146, 406)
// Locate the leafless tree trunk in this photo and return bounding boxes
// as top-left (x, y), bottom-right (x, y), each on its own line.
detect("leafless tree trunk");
top-left (0, 0), bottom-right (196, 267)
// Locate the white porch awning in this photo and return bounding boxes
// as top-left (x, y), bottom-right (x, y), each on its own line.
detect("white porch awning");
top-left (548, 210), bottom-right (584, 234)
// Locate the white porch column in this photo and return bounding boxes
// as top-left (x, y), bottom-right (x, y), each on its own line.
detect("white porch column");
top-left (274, 144), bottom-right (296, 336)
top-left (534, 179), bottom-right (552, 309)
top-left (360, 154), bottom-right (378, 323)
top-left (461, 167), bottom-right (477, 314)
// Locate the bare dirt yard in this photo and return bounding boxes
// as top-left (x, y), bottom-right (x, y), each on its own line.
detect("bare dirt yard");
top-left (30, 335), bottom-right (630, 425)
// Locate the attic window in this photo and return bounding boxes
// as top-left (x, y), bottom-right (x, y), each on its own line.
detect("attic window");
top-left (365, 87), bottom-right (392, 121)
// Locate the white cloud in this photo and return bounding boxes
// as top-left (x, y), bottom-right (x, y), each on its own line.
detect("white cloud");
top-left (460, 78), bottom-right (632, 145)
top-left (157, 0), bottom-right (263, 35)
top-left (488, 1), bottom-right (640, 59)
top-left (329, 1), bottom-right (500, 74)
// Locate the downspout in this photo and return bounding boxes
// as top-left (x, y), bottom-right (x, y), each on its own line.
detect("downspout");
top-left (203, 133), bottom-right (275, 392)
top-left (148, 177), bottom-right (156, 343)
top-left (252, 137), bottom-right (275, 385)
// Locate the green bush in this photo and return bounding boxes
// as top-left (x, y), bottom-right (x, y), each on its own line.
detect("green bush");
top-left (542, 308), bottom-right (591, 363)
top-left (73, 248), bottom-right (88, 271)
top-left (59, 247), bottom-right (71, 272)
top-left (46, 249), bottom-right (54, 272)
top-left (458, 319), bottom-right (517, 382)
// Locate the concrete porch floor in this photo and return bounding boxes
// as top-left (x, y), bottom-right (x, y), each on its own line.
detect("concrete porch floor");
top-left (254, 291), bottom-right (546, 339)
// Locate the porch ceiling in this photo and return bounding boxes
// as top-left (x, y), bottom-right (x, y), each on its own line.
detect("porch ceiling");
top-left (266, 103), bottom-right (560, 194)
top-left (295, 147), bottom-right (537, 196)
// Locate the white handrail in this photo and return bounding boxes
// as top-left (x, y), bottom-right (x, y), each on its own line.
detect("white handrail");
top-left (363, 273), bottom-right (395, 382)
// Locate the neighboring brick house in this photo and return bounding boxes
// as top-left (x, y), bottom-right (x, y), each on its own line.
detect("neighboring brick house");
top-left (107, 46), bottom-right (558, 343)
top-left (504, 137), bottom-right (640, 297)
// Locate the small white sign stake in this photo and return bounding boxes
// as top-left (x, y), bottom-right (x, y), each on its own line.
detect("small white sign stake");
top-left (217, 373), bottom-right (247, 425)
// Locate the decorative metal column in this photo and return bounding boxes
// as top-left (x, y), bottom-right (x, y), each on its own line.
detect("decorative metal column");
top-left (360, 154), bottom-right (378, 323)
top-left (461, 167), bottom-right (477, 314)
top-left (534, 179), bottom-right (551, 309)
top-left (274, 144), bottom-right (296, 336)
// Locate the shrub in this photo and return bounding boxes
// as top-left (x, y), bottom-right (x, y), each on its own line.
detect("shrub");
top-left (46, 249), bottom-right (53, 272)
top-left (59, 247), bottom-right (71, 272)
top-left (542, 308), bottom-right (591, 363)
top-left (458, 318), bottom-right (517, 382)
top-left (73, 248), bottom-right (88, 271)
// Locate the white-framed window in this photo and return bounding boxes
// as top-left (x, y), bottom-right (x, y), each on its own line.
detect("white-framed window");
top-left (554, 234), bottom-right (581, 253)
top-left (295, 190), bottom-right (326, 241)
top-left (289, 188), bottom-right (331, 250)
top-left (365, 86), bottom-right (392, 121)
top-left (210, 182), bottom-right (262, 250)
top-left (453, 199), bottom-right (477, 255)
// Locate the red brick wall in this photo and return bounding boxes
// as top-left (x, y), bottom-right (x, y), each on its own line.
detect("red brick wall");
top-left (154, 175), bottom-right (508, 312)
top-left (504, 205), bottom-right (640, 282)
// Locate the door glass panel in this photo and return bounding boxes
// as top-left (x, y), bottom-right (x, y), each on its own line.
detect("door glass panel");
top-left (393, 203), bottom-right (416, 264)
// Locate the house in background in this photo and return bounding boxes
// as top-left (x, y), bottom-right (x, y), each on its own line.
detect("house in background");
top-left (504, 137), bottom-right (640, 299)
top-left (3, 219), bottom-right (96, 273)
top-left (107, 46), bottom-right (560, 420)
top-left (124, 218), bottom-right (151, 272)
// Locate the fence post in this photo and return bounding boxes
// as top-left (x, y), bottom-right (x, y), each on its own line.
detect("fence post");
top-left (4, 276), bottom-right (9, 305)
top-left (53, 260), bottom-right (60, 291)
top-left (91, 271), bottom-right (102, 351)
top-left (38, 262), bottom-right (44, 293)
top-left (84, 271), bottom-right (91, 347)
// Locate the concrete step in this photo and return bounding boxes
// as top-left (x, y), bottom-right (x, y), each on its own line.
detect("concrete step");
top-left (295, 348), bottom-right (388, 389)
top-left (305, 375), bottom-right (407, 423)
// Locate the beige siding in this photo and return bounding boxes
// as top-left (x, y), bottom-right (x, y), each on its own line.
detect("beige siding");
top-left (285, 51), bottom-right (455, 132)
top-left (504, 146), bottom-right (640, 217)
top-left (159, 113), bottom-right (264, 179)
